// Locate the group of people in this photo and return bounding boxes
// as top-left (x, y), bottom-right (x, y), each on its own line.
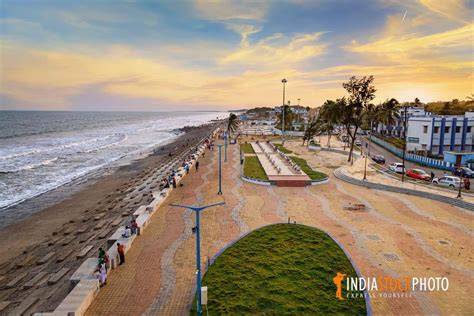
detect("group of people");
top-left (122, 219), bottom-right (138, 238)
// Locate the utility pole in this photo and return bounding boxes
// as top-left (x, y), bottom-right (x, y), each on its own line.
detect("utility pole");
top-left (363, 141), bottom-right (368, 181)
top-left (401, 105), bottom-right (408, 183)
top-left (281, 79), bottom-right (287, 145)
top-left (169, 202), bottom-right (225, 315)
top-left (217, 144), bottom-right (223, 195)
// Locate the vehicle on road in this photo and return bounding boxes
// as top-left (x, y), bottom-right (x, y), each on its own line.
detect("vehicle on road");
top-left (388, 162), bottom-right (406, 174)
top-left (452, 167), bottom-right (474, 178)
top-left (355, 139), bottom-right (362, 146)
top-left (372, 155), bottom-right (385, 164)
top-left (406, 169), bottom-right (431, 181)
top-left (432, 176), bottom-right (463, 188)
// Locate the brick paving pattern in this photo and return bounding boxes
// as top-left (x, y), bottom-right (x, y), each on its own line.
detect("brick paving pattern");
top-left (86, 140), bottom-right (474, 315)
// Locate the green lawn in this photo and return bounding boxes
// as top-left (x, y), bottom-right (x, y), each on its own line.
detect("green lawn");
top-left (275, 143), bottom-right (293, 154)
top-left (290, 156), bottom-right (328, 181)
top-left (243, 156), bottom-right (268, 180)
top-left (240, 143), bottom-right (255, 154)
top-left (192, 224), bottom-right (367, 315)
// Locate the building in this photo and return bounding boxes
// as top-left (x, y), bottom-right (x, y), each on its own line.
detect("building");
top-left (406, 112), bottom-right (474, 156)
top-left (377, 106), bottom-right (429, 137)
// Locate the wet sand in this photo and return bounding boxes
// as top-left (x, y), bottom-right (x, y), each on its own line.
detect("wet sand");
top-left (0, 122), bottom-right (219, 314)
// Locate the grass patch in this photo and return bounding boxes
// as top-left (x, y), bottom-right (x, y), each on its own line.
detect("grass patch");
top-left (192, 224), bottom-right (367, 315)
top-left (275, 143), bottom-right (293, 154)
top-left (243, 156), bottom-right (268, 180)
top-left (289, 156), bottom-right (328, 181)
top-left (240, 143), bottom-right (255, 154)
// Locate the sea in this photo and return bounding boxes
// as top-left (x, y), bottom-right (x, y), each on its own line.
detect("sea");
top-left (0, 111), bottom-right (225, 224)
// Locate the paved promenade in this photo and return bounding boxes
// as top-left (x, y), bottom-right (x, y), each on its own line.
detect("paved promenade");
top-left (87, 140), bottom-right (474, 315)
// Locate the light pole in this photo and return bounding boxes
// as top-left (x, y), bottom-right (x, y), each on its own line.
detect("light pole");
top-left (363, 141), bottom-right (368, 181)
top-left (401, 105), bottom-right (408, 183)
top-left (297, 98), bottom-right (301, 123)
top-left (217, 144), bottom-right (223, 195)
top-left (281, 78), bottom-right (287, 145)
top-left (170, 202), bottom-right (225, 315)
top-left (224, 132), bottom-right (228, 162)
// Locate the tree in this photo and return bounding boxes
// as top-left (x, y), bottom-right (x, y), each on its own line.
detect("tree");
top-left (414, 97), bottom-right (421, 106)
top-left (318, 100), bottom-right (341, 148)
top-left (341, 76), bottom-right (376, 161)
top-left (227, 113), bottom-right (239, 135)
top-left (377, 98), bottom-right (400, 135)
top-left (302, 116), bottom-right (323, 146)
top-left (275, 105), bottom-right (294, 131)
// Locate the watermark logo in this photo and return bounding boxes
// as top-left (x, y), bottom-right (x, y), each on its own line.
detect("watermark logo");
top-left (333, 272), bottom-right (449, 300)
top-left (333, 272), bottom-right (346, 300)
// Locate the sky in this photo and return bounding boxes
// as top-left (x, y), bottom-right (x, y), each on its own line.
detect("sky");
top-left (0, 0), bottom-right (472, 111)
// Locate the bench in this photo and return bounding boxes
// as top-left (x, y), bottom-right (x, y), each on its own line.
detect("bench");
top-left (48, 267), bottom-right (70, 285)
top-left (48, 279), bottom-right (99, 316)
top-left (23, 272), bottom-right (47, 289)
top-left (37, 252), bottom-right (55, 265)
top-left (6, 271), bottom-right (27, 289)
top-left (56, 249), bottom-right (74, 263)
top-left (76, 246), bottom-right (93, 259)
top-left (70, 258), bottom-right (98, 285)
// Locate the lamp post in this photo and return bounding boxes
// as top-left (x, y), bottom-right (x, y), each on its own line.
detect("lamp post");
top-left (217, 144), bottom-right (223, 195)
top-left (401, 105), bottom-right (408, 183)
top-left (169, 202), bottom-right (225, 315)
top-left (297, 98), bottom-right (301, 123)
top-left (281, 78), bottom-right (287, 145)
top-left (224, 132), bottom-right (228, 162)
top-left (363, 141), bottom-right (368, 181)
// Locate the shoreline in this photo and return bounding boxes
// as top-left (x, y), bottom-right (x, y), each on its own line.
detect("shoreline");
top-left (0, 123), bottom-right (218, 267)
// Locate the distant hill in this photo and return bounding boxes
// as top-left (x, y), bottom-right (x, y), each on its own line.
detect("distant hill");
top-left (425, 100), bottom-right (474, 115)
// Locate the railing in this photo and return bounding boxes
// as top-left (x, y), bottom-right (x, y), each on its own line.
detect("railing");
top-left (370, 135), bottom-right (454, 171)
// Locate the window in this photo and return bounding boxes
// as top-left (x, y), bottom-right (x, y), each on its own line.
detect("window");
top-left (456, 126), bottom-right (461, 133)
top-left (444, 127), bottom-right (450, 133)
top-left (433, 126), bottom-right (439, 133)
top-left (423, 126), bottom-right (428, 133)
top-left (468, 126), bottom-right (472, 133)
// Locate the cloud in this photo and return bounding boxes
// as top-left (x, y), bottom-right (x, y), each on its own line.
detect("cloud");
top-left (220, 32), bottom-right (327, 66)
top-left (193, 0), bottom-right (269, 21)
top-left (419, 0), bottom-right (471, 24)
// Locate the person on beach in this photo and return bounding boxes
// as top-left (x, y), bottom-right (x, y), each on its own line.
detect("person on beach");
top-left (99, 260), bottom-right (107, 286)
top-left (131, 220), bottom-right (138, 235)
top-left (117, 243), bottom-right (125, 265)
top-left (122, 226), bottom-right (131, 238)
top-left (196, 161), bottom-right (199, 171)
top-left (185, 163), bottom-right (190, 174)
top-left (98, 248), bottom-right (105, 261)
top-left (172, 177), bottom-right (177, 188)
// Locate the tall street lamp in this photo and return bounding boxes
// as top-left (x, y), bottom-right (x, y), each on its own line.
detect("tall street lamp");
top-left (224, 132), bottom-right (228, 162)
top-left (281, 78), bottom-right (287, 145)
top-left (363, 141), bottom-right (368, 181)
top-left (170, 202), bottom-right (225, 315)
top-left (217, 144), bottom-right (223, 195)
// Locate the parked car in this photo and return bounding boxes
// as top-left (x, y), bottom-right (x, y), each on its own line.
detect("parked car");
top-left (355, 139), bottom-right (362, 146)
top-left (452, 167), bottom-right (474, 178)
top-left (372, 155), bottom-right (385, 164)
top-left (432, 176), bottom-right (463, 188)
top-left (388, 162), bottom-right (406, 173)
top-left (406, 169), bottom-right (431, 181)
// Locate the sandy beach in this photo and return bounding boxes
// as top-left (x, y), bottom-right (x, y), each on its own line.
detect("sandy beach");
top-left (0, 122), bottom-right (219, 313)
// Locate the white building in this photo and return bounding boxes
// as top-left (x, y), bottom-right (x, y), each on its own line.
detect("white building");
top-left (377, 107), bottom-right (429, 137)
top-left (406, 112), bottom-right (474, 155)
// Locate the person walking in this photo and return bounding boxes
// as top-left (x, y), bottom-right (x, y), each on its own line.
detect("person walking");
top-left (117, 243), bottom-right (125, 265)
top-left (464, 177), bottom-right (470, 190)
top-left (196, 161), bottom-right (199, 171)
top-left (99, 260), bottom-right (107, 286)
top-left (430, 171), bottom-right (435, 182)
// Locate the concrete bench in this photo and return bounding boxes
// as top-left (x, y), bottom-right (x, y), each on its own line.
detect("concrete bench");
top-left (70, 258), bottom-right (98, 285)
top-left (48, 279), bottom-right (99, 316)
top-left (56, 248), bottom-right (74, 263)
top-left (37, 251), bottom-right (55, 265)
top-left (76, 246), bottom-right (93, 259)
top-left (11, 296), bottom-right (39, 316)
top-left (23, 271), bottom-right (47, 289)
top-left (48, 267), bottom-right (70, 285)
top-left (6, 271), bottom-right (27, 289)
top-left (136, 214), bottom-right (150, 235)
top-left (133, 205), bottom-right (147, 217)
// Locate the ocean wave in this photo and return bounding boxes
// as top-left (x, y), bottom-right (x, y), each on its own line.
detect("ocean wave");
top-left (0, 133), bottom-right (125, 160)
top-left (0, 157), bottom-right (59, 174)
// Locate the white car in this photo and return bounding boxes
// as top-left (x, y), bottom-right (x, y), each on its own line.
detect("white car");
top-left (432, 176), bottom-right (463, 188)
top-left (388, 162), bottom-right (406, 174)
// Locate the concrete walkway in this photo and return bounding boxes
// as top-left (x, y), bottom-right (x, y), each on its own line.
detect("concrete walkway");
top-left (87, 140), bottom-right (474, 315)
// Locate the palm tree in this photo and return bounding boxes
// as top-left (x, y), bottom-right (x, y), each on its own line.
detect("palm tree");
top-left (302, 117), bottom-right (323, 146)
top-left (318, 100), bottom-right (341, 148)
top-left (227, 113), bottom-right (239, 135)
top-left (275, 105), bottom-right (294, 131)
top-left (377, 98), bottom-right (400, 136)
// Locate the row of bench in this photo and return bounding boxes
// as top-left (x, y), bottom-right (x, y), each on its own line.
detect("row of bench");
top-left (35, 140), bottom-right (210, 316)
